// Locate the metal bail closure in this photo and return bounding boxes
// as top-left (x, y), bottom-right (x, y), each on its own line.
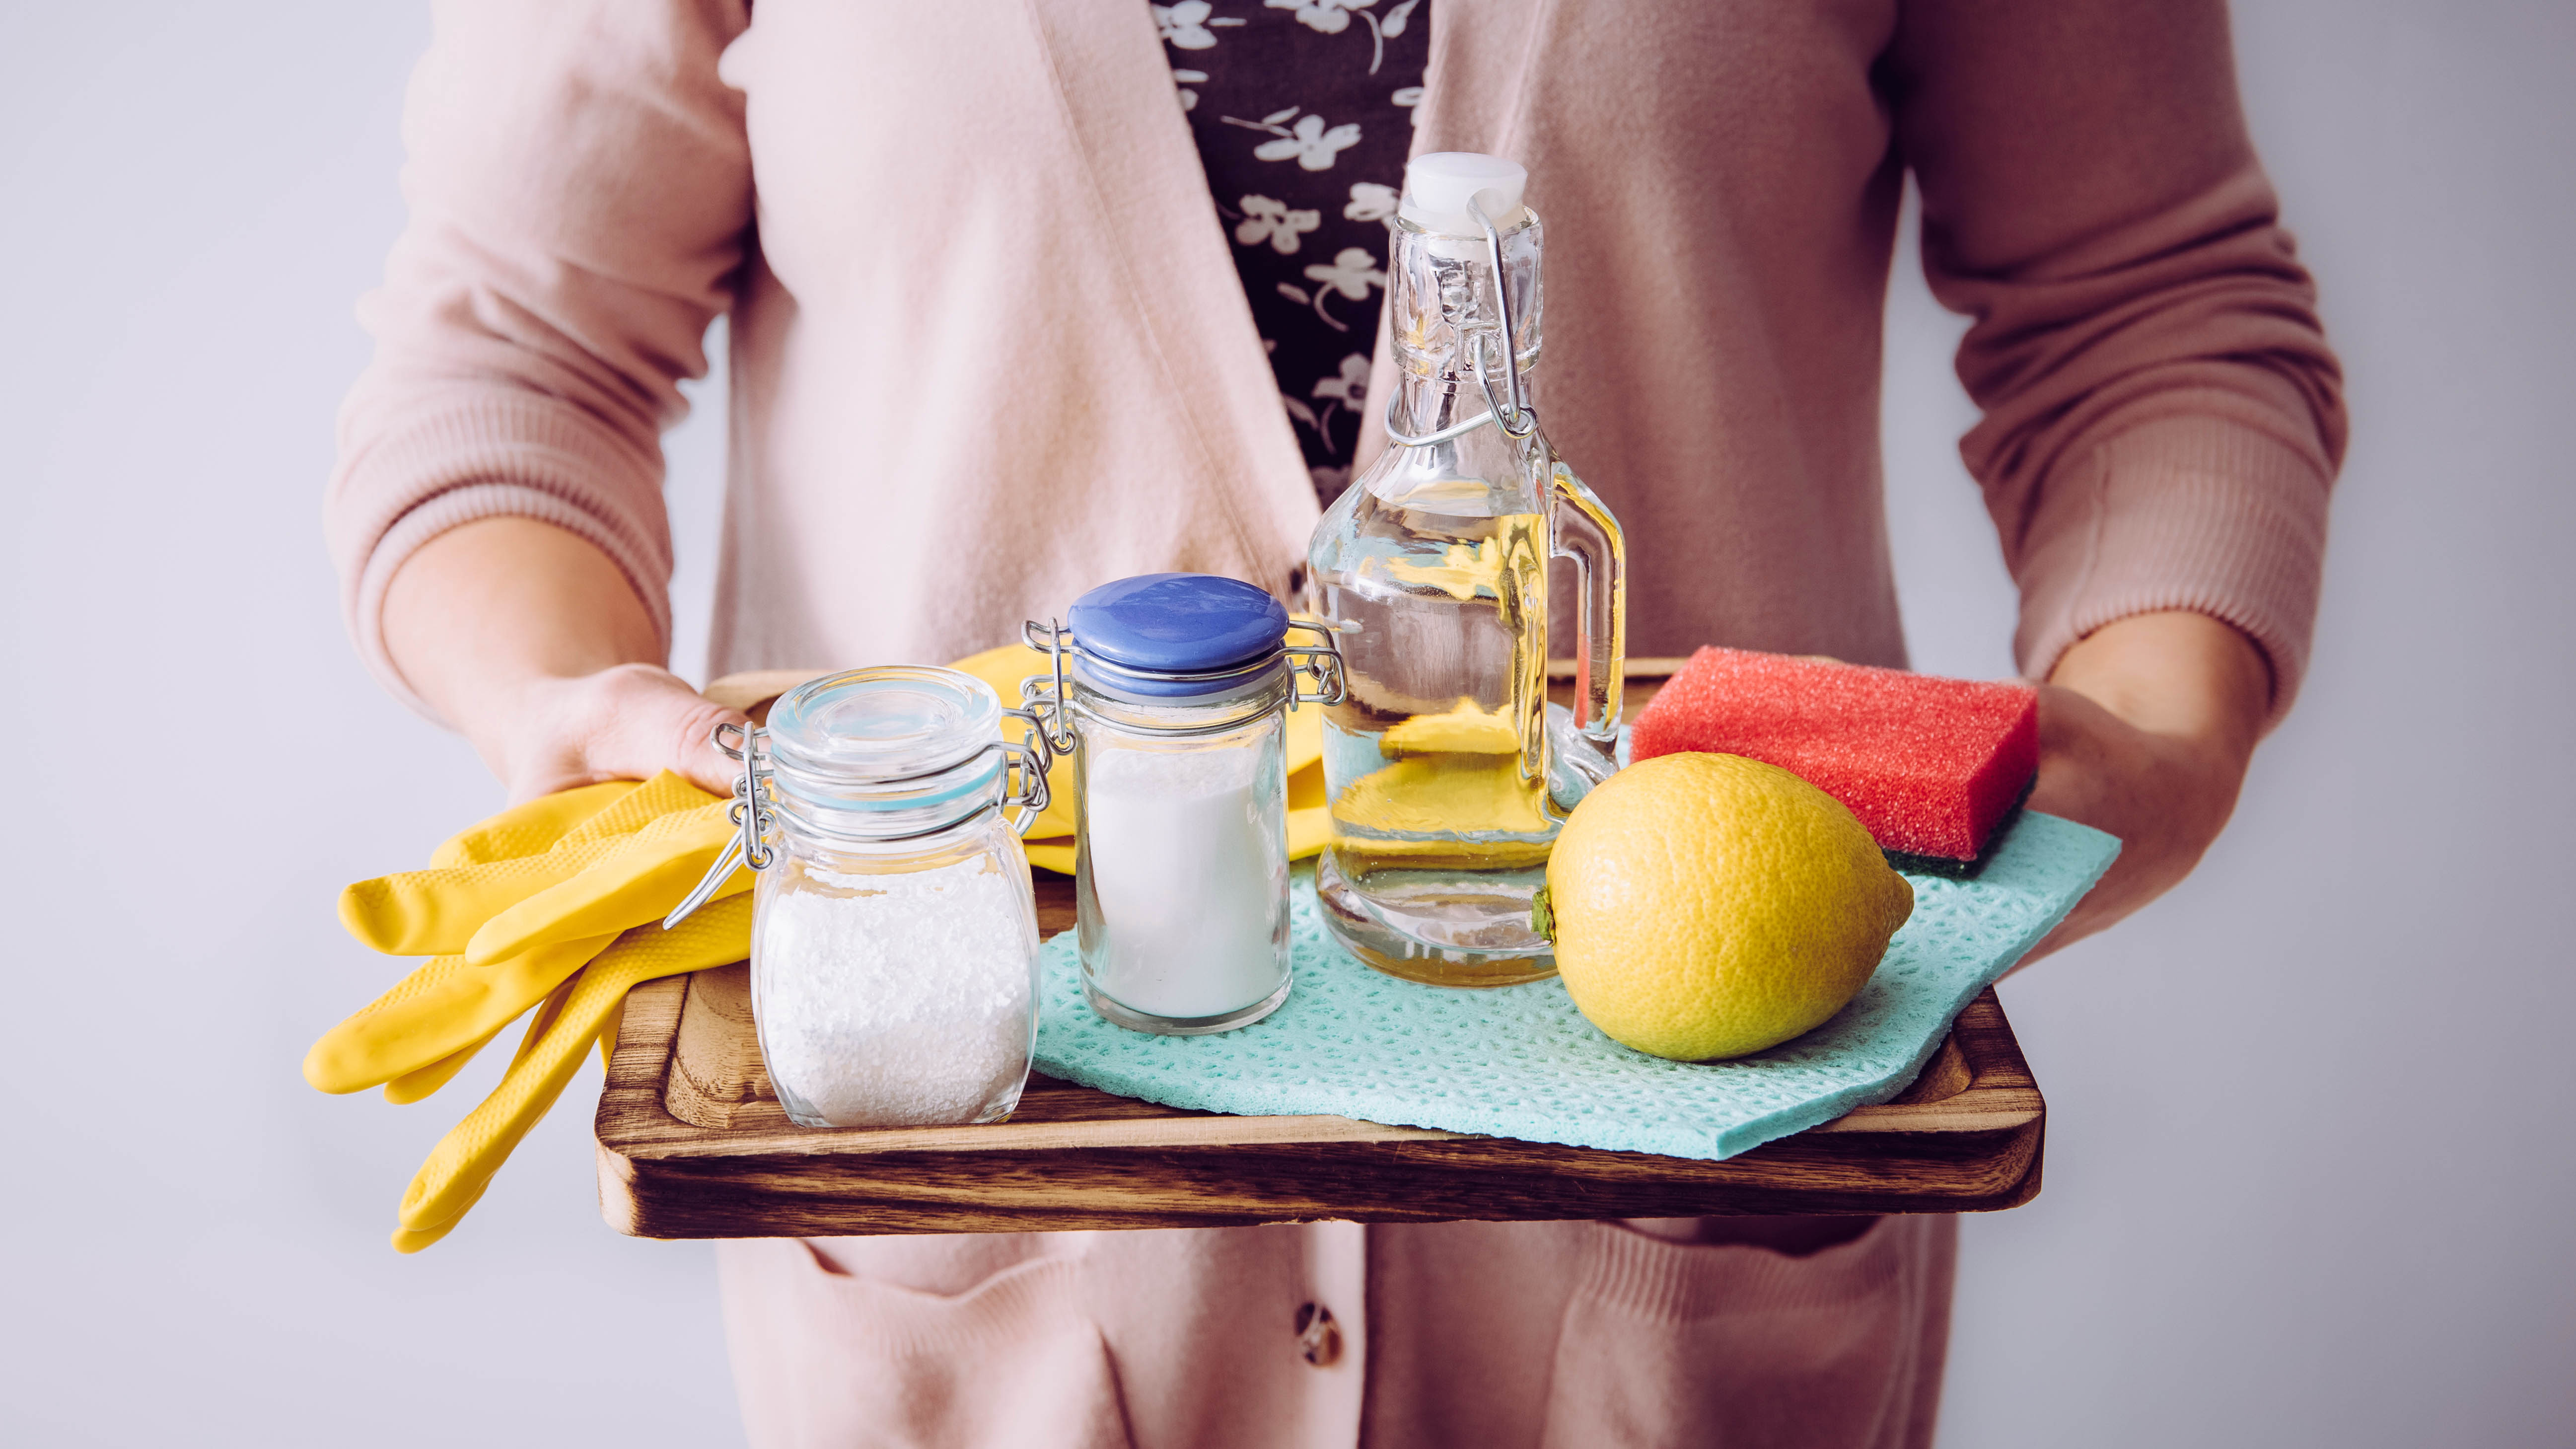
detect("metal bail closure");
top-left (1019, 576), bottom-right (1349, 744)
top-left (996, 707), bottom-right (1055, 834)
top-left (663, 721), bottom-right (772, 930)
top-left (1384, 193), bottom-right (1540, 451)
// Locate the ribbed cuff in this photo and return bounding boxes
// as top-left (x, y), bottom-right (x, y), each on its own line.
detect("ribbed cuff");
top-left (330, 393), bottom-right (675, 724)
top-left (2013, 413), bottom-right (2332, 726)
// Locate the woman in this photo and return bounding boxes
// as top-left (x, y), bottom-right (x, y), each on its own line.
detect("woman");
top-left (327, 2), bottom-right (2342, 1444)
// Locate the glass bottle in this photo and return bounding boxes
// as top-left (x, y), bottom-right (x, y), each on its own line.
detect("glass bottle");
top-left (1024, 574), bottom-right (1346, 1034)
top-left (724, 667), bottom-right (1053, 1128)
top-left (1303, 153), bottom-right (1628, 987)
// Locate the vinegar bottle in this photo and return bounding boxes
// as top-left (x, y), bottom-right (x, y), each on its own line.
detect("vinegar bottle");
top-left (1303, 152), bottom-right (1626, 987)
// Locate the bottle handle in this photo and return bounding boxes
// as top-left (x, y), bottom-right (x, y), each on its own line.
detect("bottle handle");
top-left (1547, 460), bottom-right (1627, 744)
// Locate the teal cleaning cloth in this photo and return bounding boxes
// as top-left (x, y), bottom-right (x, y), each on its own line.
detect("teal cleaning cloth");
top-left (1032, 811), bottom-right (2118, 1161)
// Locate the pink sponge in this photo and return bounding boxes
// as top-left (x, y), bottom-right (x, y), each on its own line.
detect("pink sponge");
top-left (1629, 647), bottom-right (2039, 863)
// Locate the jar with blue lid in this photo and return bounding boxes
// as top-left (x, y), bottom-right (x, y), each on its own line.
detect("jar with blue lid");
top-left (694, 666), bottom-right (1054, 1128)
top-left (1025, 574), bottom-right (1346, 1035)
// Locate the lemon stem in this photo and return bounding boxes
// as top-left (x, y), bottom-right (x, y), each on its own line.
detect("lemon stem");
top-left (1530, 884), bottom-right (1556, 943)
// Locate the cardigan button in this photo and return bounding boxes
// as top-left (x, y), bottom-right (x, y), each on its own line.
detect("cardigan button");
top-left (1293, 1302), bottom-right (1342, 1367)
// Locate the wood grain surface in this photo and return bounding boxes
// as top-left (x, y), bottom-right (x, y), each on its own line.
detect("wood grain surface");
top-left (595, 659), bottom-right (2046, 1237)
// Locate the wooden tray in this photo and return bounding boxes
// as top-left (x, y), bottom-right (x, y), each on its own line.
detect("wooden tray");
top-left (593, 663), bottom-right (2045, 1237)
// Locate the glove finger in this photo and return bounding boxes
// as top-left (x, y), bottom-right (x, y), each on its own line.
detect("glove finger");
top-left (398, 896), bottom-right (752, 1233)
top-left (302, 933), bottom-right (617, 1095)
top-left (551, 771), bottom-right (727, 848)
top-left (389, 1176), bottom-right (490, 1254)
top-left (340, 775), bottom-right (725, 956)
top-left (338, 853), bottom-right (596, 956)
top-left (429, 780), bottom-right (639, 869)
top-left (382, 1027), bottom-right (499, 1105)
top-left (460, 803), bottom-right (741, 966)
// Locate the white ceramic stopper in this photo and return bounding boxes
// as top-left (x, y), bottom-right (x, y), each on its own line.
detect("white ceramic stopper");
top-left (1398, 152), bottom-right (1530, 236)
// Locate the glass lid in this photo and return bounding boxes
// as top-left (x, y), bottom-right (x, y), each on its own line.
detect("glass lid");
top-left (765, 666), bottom-right (1001, 787)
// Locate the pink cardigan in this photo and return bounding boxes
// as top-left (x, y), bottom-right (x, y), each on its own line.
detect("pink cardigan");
top-left (328, 0), bottom-right (2342, 720)
top-left (328, 3), bottom-right (2341, 1444)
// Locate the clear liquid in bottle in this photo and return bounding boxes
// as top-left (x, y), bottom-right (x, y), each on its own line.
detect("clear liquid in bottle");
top-left (1303, 154), bottom-right (1625, 987)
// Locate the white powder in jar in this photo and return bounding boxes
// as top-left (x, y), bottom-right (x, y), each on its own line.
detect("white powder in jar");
top-left (1082, 741), bottom-right (1289, 1020)
top-left (751, 852), bottom-right (1038, 1128)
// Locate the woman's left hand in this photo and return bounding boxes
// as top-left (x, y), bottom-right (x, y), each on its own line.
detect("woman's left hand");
top-left (2018, 610), bottom-right (2276, 963)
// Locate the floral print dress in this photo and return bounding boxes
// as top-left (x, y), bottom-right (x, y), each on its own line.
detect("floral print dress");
top-left (1152, 0), bottom-right (1430, 504)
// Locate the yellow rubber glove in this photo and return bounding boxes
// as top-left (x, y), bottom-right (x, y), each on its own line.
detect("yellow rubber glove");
top-left (428, 779), bottom-right (638, 868)
top-left (391, 893), bottom-right (754, 1251)
top-left (946, 643), bottom-right (1078, 839)
top-left (458, 801), bottom-right (740, 964)
top-left (383, 1029), bottom-right (501, 1105)
top-left (335, 773), bottom-right (745, 957)
top-left (302, 933), bottom-right (617, 1096)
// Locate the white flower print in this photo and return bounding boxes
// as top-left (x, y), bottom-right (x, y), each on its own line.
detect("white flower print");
top-left (1300, 246), bottom-right (1386, 331)
top-left (1154, 1), bottom-right (1242, 51)
top-left (1172, 69), bottom-right (1208, 111)
top-left (1313, 353), bottom-right (1370, 407)
top-left (1269, 0), bottom-right (1417, 73)
top-left (1250, 112), bottom-right (1363, 171)
top-left (1305, 247), bottom-right (1385, 301)
top-left (1290, 356), bottom-right (1371, 457)
top-left (1391, 85), bottom-right (1424, 107)
top-left (1344, 182), bottom-right (1398, 222)
top-left (1267, 0), bottom-right (1371, 37)
top-left (1235, 195), bottom-right (1322, 254)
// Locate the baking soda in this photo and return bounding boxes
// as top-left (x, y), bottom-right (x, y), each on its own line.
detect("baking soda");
top-left (751, 854), bottom-right (1037, 1128)
top-left (1082, 743), bottom-right (1289, 1020)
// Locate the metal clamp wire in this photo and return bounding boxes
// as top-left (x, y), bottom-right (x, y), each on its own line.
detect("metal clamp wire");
top-left (663, 710), bottom-right (1051, 929)
top-left (1383, 400), bottom-right (1503, 448)
top-left (1022, 619), bottom-right (1081, 754)
top-left (1467, 194), bottom-right (1536, 435)
top-left (1282, 619), bottom-right (1350, 707)
top-left (663, 720), bottom-right (771, 929)
top-left (1384, 198), bottom-right (1538, 448)
top-left (1018, 679), bottom-right (1295, 740)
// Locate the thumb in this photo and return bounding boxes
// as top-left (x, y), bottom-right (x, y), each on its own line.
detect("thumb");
top-left (510, 665), bottom-right (750, 803)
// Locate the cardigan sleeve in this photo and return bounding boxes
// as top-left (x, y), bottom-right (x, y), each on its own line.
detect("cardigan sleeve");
top-left (324, 0), bottom-right (753, 719)
top-left (1887, 0), bottom-right (2347, 721)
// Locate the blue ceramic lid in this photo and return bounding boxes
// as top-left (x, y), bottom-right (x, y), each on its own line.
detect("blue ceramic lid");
top-left (1067, 573), bottom-right (1288, 679)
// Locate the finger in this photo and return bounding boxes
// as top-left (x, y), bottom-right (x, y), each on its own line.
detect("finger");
top-left (397, 895), bottom-right (752, 1236)
top-left (580, 666), bottom-right (749, 798)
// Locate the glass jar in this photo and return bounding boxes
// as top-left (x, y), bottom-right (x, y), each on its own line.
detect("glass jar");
top-left (727, 666), bottom-right (1051, 1129)
top-left (1302, 152), bottom-right (1627, 988)
top-left (1025, 574), bottom-right (1345, 1035)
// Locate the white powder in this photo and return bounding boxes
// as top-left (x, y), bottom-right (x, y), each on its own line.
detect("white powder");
top-left (1083, 743), bottom-right (1289, 1020)
top-left (751, 853), bottom-right (1037, 1128)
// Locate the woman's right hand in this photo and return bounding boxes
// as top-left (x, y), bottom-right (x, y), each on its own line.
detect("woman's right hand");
top-left (489, 662), bottom-right (747, 803)
top-left (383, 517), bottom-right (747, 803)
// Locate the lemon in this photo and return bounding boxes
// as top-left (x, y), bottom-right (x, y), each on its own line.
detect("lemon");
top-left (1541, 752), bottom-right (1913, 1061)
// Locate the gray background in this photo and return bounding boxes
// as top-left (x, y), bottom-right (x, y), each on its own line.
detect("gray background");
top-left (3, 1), bottom-right (2568, 1443)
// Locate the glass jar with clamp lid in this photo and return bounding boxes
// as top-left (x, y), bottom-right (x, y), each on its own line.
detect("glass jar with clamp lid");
top-left (1023, 574), bottom-right (1346, 1035)
top-left (666, 666), bottom-right (1054, 1128)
